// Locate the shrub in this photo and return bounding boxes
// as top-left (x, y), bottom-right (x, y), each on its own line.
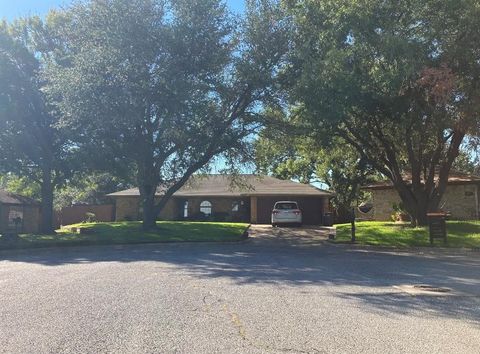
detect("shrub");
top-left (84, 212), bottom-right (97, 223)
top-left (391, 202), bottom-right (410, 222)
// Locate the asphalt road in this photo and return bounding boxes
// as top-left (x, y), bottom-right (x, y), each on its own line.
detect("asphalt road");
top-left (1, 227), bottom-right (480, 353)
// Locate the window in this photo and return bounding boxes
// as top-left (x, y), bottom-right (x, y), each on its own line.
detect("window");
top-left (232, 201), bottom-right (240, 212)
top-left (183, 201), bottom-right (189, 218)
top-left (274, 202), bottom-right (299, 210)
top-left (8, 206), bottom-right (24, 230)
top-left (200, 201), bottom-right (212, 216)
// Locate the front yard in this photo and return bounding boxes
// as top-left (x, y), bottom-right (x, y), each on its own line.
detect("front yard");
top-left (0, 221), bottom-right (249, 250)
top-left (334, 220), bottom-right (480, 248)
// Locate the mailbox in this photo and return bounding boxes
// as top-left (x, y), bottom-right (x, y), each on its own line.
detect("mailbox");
top-left (427, 212), bottom-right (448, 245)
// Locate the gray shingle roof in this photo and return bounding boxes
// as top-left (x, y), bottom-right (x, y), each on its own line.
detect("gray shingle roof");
top-left (107, 174), bottom-right (332, 197)
top-left (362, 171), bottom-right (480, 190)
top-left (0, 190), bottom-right (39, 205)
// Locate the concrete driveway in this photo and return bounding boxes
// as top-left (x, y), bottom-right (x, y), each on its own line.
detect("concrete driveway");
top-left (248, 224), bottom-right (333, 241)
top-left (1, 228), bottom-right (479, 353)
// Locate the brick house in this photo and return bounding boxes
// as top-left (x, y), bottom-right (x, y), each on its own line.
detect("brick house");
top-left (0, 190), bottom-right (41, 234)
top-left (362, 172), bottom-right (480, 220)
top-left (108, 174), bottom-right (332, 225)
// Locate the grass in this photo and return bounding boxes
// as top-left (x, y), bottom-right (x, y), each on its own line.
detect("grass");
top-left (334, 220), bottom-right (480, 248)
top-left (0, 221), bottom-right (249, 250)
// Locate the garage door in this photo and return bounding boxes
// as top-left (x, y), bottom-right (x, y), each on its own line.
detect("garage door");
top-left (256, 196), bottom-right (324, 224)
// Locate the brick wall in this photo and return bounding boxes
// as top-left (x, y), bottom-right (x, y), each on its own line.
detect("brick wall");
top-left (0, 204), bottom-right (40, 234)
top-left (371, 184), bottom-right (479, 220)
top-left (23, 206), bottom-right (40, 233)
top-left (113, 196), bottom-right (250, 222)
top-left (182, 197), bottom-right (250, 222)
top-left (114, 197), bottom-right (139, 221)
top-left (114, 197), bottom-right (177, 221)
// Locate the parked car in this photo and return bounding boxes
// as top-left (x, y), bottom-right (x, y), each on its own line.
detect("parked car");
top-left (271, 201), bottom-right (302, 227)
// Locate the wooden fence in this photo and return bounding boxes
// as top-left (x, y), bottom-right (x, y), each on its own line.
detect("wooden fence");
top-left (54, 204), bottom-right (115, 228)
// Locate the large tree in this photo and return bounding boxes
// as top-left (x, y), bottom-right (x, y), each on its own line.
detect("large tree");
top-left (48, 0), bottom-right (290, 229)
top-left (0, 17), bottom-right (73, 233)
top-left (286, 0), bottom-right (480, 225)
top-left (255, 127), bottom-right (376, 221)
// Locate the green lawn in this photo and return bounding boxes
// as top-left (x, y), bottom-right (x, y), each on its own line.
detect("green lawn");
top-left (0, 221), bottom-right (249, 250)
top-left (334, 220), bottom-right (480, 248)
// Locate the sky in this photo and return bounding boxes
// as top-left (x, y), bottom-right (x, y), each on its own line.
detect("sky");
top-left (0, 0), bottom-right (245, 20)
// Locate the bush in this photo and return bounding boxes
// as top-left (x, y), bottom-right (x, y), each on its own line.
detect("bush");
top-left (391, 202), bottom-right (410, 222)
top-left (84, 212), bottom-right (97, 223)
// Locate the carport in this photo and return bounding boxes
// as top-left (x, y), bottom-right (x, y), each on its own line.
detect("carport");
top-left (250, 194), bottom-right (330, 225)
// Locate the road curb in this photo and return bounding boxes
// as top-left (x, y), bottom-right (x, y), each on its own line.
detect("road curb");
top-left (327, 240), bottom-right (480, 255)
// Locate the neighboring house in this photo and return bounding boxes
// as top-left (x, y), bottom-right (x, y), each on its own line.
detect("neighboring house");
top-left (362, 172), bottom-right (480, 220)
top-left (108, 174), bottom-right (332, 225)
top-left (0, 190), bottom-right (40, 234)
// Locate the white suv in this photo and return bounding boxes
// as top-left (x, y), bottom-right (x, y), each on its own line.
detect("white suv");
top-left (271, 201), bottom-right (302, 227)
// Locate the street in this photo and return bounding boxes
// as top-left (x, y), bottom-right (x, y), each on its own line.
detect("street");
top-left (1, 228), bottom-right (479, 353)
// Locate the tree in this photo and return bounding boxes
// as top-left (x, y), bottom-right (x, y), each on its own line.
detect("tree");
top-left (255, 127), bottom-right (376, 221)
top-left (0, 173), bottom-right (41, 200)
top-left (0, 16), bottom-right (73, 233)
top-left (286, 0), bottom-right (480, 225)
top-left (54, 172), bottom-right (135, 210)
top-left (48, 0), bottom-right (290, 229)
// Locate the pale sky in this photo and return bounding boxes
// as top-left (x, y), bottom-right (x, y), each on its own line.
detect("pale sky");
top-left (0, 0), bottom-right (246, 20)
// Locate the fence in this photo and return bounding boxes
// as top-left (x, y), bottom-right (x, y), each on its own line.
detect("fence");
top-left (54, 204), bottom-right (115, 228)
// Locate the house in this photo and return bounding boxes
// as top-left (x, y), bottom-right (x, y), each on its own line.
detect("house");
top-left (108, 174), bottom-right (332, 224)
top-left (0, 190), bottom-right (41, 234)
top-left (362, 172), bottom-right (480, 220)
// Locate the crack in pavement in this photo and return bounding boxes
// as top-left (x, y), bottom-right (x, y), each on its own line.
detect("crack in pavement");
top-left (221, 301), bottom-right (319, 354)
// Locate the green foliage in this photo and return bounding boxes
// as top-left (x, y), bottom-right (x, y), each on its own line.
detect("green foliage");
top-left (54, 172), bottom-right (134, 210)
top-left (0, 174), bottom-right (41, 200)
top-left (390, 202), bottom-right (410, 222)
top-left (452, 149), bottom-right (480, 175)
top-left (84, 213), bottom-right (97, 223)
top-left (5, 221), bottom-right (249, 249)
top-left (254, 126), bottom-right (377, 219)
top-left (46, 0), bottom-right (290, 228)
top-left (285, 0), bottom-right (480, 225)
top-left (0, 16), bottom-right (76, 232)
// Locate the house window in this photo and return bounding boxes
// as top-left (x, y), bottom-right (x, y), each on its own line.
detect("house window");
top-left (232, 201), bottom-right (240, 212)
top-left (183, 201), bottom-right (189, 218)
top-left (200, 201), bottom-right (212, 216)
top-left (8, 206), bottom-right (24, 230)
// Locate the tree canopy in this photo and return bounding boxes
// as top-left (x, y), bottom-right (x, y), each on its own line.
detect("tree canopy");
top-left (0, 16), bottom-right (74, 233)
top-left (284, 0), bottom-right (480, 225)
top-left (47, 0), bottom-right (290, 229)
top-left (254, 126), bottom-right (377, 221)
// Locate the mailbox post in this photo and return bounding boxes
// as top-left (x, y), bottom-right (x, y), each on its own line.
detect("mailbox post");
top-left (427, 212), bottom-right (448, 245)
top-left (351, 207), bottom-right (356, 243)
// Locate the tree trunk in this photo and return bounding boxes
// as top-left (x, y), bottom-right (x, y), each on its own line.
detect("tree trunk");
top-left (40, 166), bottom-right (55, 234)
top-left (141, 190), bottom-right (158, 230)
top-left (138, 166), bottom-right (159, 230)
top-left (395, 184), bottom-right (442, 227)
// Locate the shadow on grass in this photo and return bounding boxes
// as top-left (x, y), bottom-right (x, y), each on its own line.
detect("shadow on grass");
top-left (1, 230), bottom-right (479, 324)
top-left (0, 221), bottom-right (248, 250)
top-left (335, 221), bottom-right (480, 248)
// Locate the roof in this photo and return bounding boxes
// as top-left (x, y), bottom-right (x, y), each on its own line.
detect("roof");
top-left (107, 174), bottom-right (332, 198)
top-left (0, 190), bottom-right (39, 205)
top-left (362, 171), bottom-right (480, 190)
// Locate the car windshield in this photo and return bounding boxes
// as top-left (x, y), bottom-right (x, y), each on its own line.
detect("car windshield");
top-left (275, 202), bottom-right (298, 210)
